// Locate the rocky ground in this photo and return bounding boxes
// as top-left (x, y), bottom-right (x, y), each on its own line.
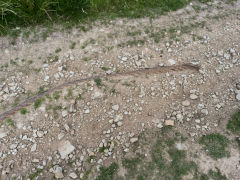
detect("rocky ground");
top-left (0, 0), bottom-right (240, 179)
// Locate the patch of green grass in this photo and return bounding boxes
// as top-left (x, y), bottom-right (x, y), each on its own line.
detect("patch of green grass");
top-left (70, 42), bottom-right (76, 49)
top-left (38, 86), bottom-right (45, 94)
top-left (227, 110), bottom-right (240, 135)
top-left (118, 38), bottom-right (146, 47)
top-left (10, 59), bottom-right (18, 66)
top-left (199, 133), bottom-right (230, 159)
top-left (53, 91), bottom-right (61, 100)
top-left (1, 0), bottom-right (192, 37)
top-left (67, 161), bottom-right (73, 167)
top-left (168, 148), bottom-right (196, 179)
top-left (34, 98), bottom-right (44, 109)
top-left (82, 169), bottom-right (91, 180)
top-left (96, 162), bottom-right (119, 180)
top-left (208, 168), bottom-right (227, 180)
top-left (126, 30), bottom-right (142, 36)
top-left (29, 169), bottom-right (43, 180)
top-left (94, 78), bottom-right (103, 88)
top-left (6, 118), bottom-right (14, 127)
top-left (82, 57), bottom-right (90, 62)
top-left (55, 48), bottom-right (62, 53)
top-left (199, 0), bottom-right (212, 3)
top-left (20, 108), bottom-right (27, 115)
top-left (122, 157), bottom-right (142, 178)
top-left (101, 67), bottom-right (110, 71)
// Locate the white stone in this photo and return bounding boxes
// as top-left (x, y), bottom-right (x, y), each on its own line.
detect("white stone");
top-left (92, 90), bottom-right (103, 99)
top-left (168, 59), bottom-right (176, 65)
top-left (53, 166), bottom-right (64, 179)
top-left (236, 93), bottom-right (240, 101)
top-left (190, 94), bottom-right (198, 100)
top-left (84, 109), bottom-right (90, 114)
top-left (182, 100), bottom-right (190, 106)
top-left (114, 114), bottom-right (123, 122)
top-left (157, 123), bottom-right (163, 128)
top-left (121, 57), bottom-right (128, 62)
top-left (130, 138), bottom-right (138, 143)
top-left (58, 140), bottom-right (75, 159)
top-left (37, 131), bottom-right (44, 138)
top-left (112, 104), bottom-right (119, 111)
top-left (62, 110), bottom-right (68, 117)
top-left (58, 133), bottom-right (65, 140)
top-left (195, 119), bottom-right (201, 123)
top-left (31, 144), bottom-right (37, 152)
top-left (44, 76), bottom-right (49, 82)
top-left (117, 121), bottom-right (123, 126)
top-left (69, 172), bottom-right (78, 179)
top-left (201, 109), bottom-right (209, 115)
top-left (176, 114), bottom-right (183, 121)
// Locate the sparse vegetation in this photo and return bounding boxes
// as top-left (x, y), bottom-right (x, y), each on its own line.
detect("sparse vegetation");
top-left (0, 0), bottom-right (193, 36)
top-left (55, 48), bottom-right (62, 53)
top-left (208, 168), bottom-right (227, 180)
top-left (53, 91), bottom-right (61, 100)
top-left (199, 133), bottom-right (230, 159)
top-left (101, 67), bottom-right (110, 71)
top-left (20, 108), bottom-right (27, 115)
top-left (6, 118), bottom-right (14, 127)
top-left (34, 98), bottom-right (44, 109)
top-left (227, 110), bottom-right (240, 135)
top-left (70, 42), bottom-right (76, 49)
top-left (96, 162), bottom-right (118, 180)
top-left (29, 169), bottom-right (43, 180)
top-left (94, 78), bottom-right (103, 88)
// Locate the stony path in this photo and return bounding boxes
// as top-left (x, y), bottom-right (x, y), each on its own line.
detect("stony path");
top-left (0, 0), bottom-right (240, 179)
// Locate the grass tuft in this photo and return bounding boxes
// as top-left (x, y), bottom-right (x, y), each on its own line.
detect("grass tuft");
top-left (20, 108), bottom-right (27, 115)
top-left (227, 110), bottom-right (240, 135)
top-left (96, 162), bottom-right (118, 180)
top-left (6, 118), bottom-right (15, 127)
top-left (94, 77), bottom-right (103, 88)
top-left (199, 133), bottom-right (230, 160)
top-left (0, 0), bottom-right (192, 35)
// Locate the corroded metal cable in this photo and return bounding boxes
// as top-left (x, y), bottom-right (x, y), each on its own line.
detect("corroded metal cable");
top-left (0, 64), bottom-right (200, 120)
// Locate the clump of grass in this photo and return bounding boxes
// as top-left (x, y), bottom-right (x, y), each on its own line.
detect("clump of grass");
top-left (208, 168), bottom-right (227, 180)
top-left (94, 78), bottom-right (103, 88)
top-left (227, 110), bottom-right (240, 134)
top-left (55, 48), bottom-right (62, 53)
top-left (199, 133), bottom-right (230, 159)
top-left (199, 0), bottom-right (212, 3)
top-left (38, 86), bottom-right (45, 94)
top-left (34, 98), bottom-right (44, 109)
top-left (96, 162), bottom-right (119, 180)
top-left (122, 157), bottom-right (142, 178)
top-left (6, 118), bottom-right (14, 127)
top-left (70, 42), bottom-right (76, 49)
top-left (20, 108), bottom-right (27, 115)
top-left (1, 0), bottom-right (192, 35)
top-left (53, 91), bottom-right (61, 100)
top-left (29, 169), bottom-right (43, 180)
top-left (101, 67), bottom-right (110, 71)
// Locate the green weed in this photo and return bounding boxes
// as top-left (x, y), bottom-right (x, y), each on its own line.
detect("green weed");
top-left (20, 108), bottom-right (27, 115)
top-left (208, 168), bottom-right (227, 180)
top-left (199, 133), bottom-right (230, 159)
top-left (227, 110), bottom-right (240, 134)
top-left (94, 77), bottom-right (103, 88)
top-left (6, 118), bottom-right (14, 127)
top-left (96, 162), bottom-right (118, 180)
top-left (0, 0), bottom-right (192, 36)
top-left (34, 98), bottom-right (44, 109)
